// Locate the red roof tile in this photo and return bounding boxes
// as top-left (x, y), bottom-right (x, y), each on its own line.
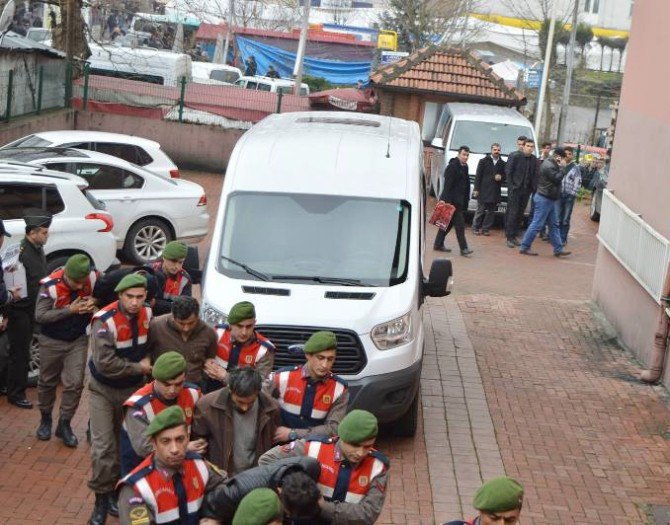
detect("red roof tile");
top-left (370, 46), bottom-right (525, 105)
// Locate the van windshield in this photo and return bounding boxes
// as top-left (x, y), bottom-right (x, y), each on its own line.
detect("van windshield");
top-left (449, 121), bottom-right (533, 155)
top-left (218, 193), bottom-right (411, 287)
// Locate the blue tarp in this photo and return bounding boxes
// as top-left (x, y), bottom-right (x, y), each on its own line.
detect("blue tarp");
top-left (236, 36), bottom-right (372, 85)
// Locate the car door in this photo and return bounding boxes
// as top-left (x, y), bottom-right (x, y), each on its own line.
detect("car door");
top-left (44, 161), bottom-right (143, 243)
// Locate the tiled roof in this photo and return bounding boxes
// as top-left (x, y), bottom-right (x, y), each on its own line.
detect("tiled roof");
top-left (370, 46), bottom-right (525, 105)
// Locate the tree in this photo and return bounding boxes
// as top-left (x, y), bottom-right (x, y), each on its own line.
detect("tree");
top-left (575, 22), bottom-right (594, 65)
top-left (379, 0), bottom-right (471, 53)
top-left (597, 36), bottom-right (609, 70)
top-left (610, 37), bottom-right (628, 72)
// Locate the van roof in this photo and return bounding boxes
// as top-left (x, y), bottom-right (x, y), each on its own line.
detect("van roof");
top-left (228, 112), bottom-right (420, 199)
top-left (446, 103), bottom-right (531, 126)
top-left (88, 44), bottom-right (190, 64)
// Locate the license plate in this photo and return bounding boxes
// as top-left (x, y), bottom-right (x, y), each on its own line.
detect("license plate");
top-left (497, 204), bottom-right (507, 213)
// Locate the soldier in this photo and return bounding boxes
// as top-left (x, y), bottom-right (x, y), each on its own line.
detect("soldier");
top-left (259, 409), bottom-right (389, 525)
top-left (443, 476), bottom-right (524, 525)
top-left (6, 209), bottom-right (51, 409)
top-left (0, 218), bottom-right (20, 396)
top-left (120, 351), bottom-right (206, 476)
top-left (150, 241), bottom-right (192, 316)
top-left (117, 405), bottom-right (225, 525)
top-left (232, 488), bottom-right (283, 525)
top-left (204, 301), bottom-right (275, 392)
top-left (35, 254), bottom-right (99, 447)
top-left (87, 273), bottom-right (153, 525)
top-left (268, 331), bottom-right (348, 443)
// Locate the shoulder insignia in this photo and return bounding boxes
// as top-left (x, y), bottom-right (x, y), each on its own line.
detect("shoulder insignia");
top-left (40, 277), bottom-right (60, 287)
top-left (332, 374), bottom-right (348, 387)
top-left (259, 339), bottom-right (276, 351)
top-left (370, 450), bottom-right (390, 467)
top-left (97, 308), bottom-right (117, 322)
top-left (306, 435), bottom-right (333, 444)
top-left (128, 501), bottom-right (150, 525)
top-left (205, 460), bottom-right (226, 478)
top-left (96, 327), bottom-right (109, 336)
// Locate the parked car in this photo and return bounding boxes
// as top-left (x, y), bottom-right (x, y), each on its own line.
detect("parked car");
top-left (2, 130), bottom-right (181, 179)
top-left (201, 111), bottom-right (452, 437)
top-left (0, 148), bottom-right (209, 264)
top-left (235, 75), bottom-right (310, 96)
top-left (192, 62), bottom-right (242, 85)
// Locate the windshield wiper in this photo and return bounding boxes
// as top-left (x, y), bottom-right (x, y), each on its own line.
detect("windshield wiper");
top-left (270, 275), bottom-right (376, 287)
top-left (220, 255), bottom-right (272, 282)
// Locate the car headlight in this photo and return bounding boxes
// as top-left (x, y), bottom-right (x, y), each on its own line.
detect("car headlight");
top-left (371, 312), bottom-right (414, 350)
top-left (202, 303), bottom-right (227, 327)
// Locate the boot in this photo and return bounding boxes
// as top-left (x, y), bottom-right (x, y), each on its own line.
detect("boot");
top-left (107, 491), bottom-right (119, 517)
top-left (55, 418), bottom-right (78, 448)
top-left (36, 413), bottom-right (52, 441)
top-left (88, 493), bottom-right (108, 525)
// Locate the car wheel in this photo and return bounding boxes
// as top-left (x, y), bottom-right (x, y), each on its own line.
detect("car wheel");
top-left (392, 390), bottom-right (419, 437)
top-left (46, 255), bottom-right (73, 273)
top-left (27, 334), bottom-right (40, 387)
top-left (124, 218), bottom-right (173, 265)
top-left (589, 193), bottom-right (600, 222)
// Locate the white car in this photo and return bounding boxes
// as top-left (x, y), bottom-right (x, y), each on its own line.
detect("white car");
top-left (0, 148), bottom-right (209, 265)
top-left (2, 131), bottom-right (181, 179)
top-left (192, 62), bottom-right (243, 85)
top-left (235, 76), bottom-right (310, 96)
top-left (0, 170), bottom-right (117, 273)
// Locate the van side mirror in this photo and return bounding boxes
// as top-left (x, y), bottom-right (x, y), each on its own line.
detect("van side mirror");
top-left (423, 259), bottom-right (452, 298)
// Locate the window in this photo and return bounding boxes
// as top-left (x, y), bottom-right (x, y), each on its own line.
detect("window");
top-left (584, 0), bottom-right (600, 13)
top-left (210, 69), bottom-right (240, 84)
top-left (257, 83), bottom-right (272, 92)
top-left (94, 142), bottom-right (143, 164)
top-left (61, 163), bottom-right (144, 190)
top-left (0, 183), bottom-right (64, 220)
top-left (245, 81), bottom-right (258, 90)
top-left (7, 135), bottom-right (53, 148)
top-left (584, 0), bottom-right (590, 11)
top-left (134, 147), bottom-right (153, 166)
top-left (449, 121), bottom-right (534, 156)
top-left (61, 141), bottom-right (91, 150)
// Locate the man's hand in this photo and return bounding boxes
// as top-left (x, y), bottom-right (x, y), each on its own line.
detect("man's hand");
top-left (187, 438), bottom-right (208, 455)
top-left (9, 285), bottom-right (22, 301)
top-left (204, 360), bottom-right (227, 381)
top-left (0, 316), bottom-right (8, 332)
top-left (472, 190), bottom-right (479, 198)
top-left (139, 357), bottom-right (152, 375)
top-left (68, 296), bottom-right (86, 314)
top-left (273, 426), bottom-right (292, 444)
top-left (494, 174), bottom-right (502, 182)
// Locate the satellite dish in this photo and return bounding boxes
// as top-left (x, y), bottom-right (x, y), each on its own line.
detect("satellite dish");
top-left (0, 0), bottom-right (16, 35)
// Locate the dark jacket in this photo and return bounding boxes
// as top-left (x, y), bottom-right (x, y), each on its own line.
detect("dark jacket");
top-left (10, 238), bottom-right (46, 311)
top-left (536, 157), bottom-right (566, 200)
top-left (505, 151), bottom-right (538, 192)
top-left (473, 155), bottom-right (506, 204)
top-left (191, 387), bottom-right (281, 475)
top-left (201, 456), bottom-right (321, 523)
top-left (93, 265), bottom-right (160, 310)
top-left (440, 157), bottom-right (470, 210)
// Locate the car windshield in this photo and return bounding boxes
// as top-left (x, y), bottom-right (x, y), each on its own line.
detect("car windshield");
top-left (4, 135), bottom-right (53, 148)
top-left (449, 121), bottom-right (533, 155)
top-left (0, 148), bottom-right (84, 162)
top-left (218, 193), bottom-right (411, 287)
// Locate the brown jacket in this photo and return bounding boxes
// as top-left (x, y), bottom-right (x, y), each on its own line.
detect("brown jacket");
top-left (147, 313), bottom-right (218, 384)
top-left (192, 388), bottom-right (280, 475)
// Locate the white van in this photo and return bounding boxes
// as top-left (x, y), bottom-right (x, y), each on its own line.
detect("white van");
top-left (235, 76), bottom-right (310, 96)
top-left (87, 44), bottom-right (192, 87)
top-left (430, 103), bottom-right (538, 215)
top-left (192, 62), bottom-right (243, 86)
top-left (201, 112), bottom-right (452, 436)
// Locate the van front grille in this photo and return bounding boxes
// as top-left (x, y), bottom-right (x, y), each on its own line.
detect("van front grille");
top-left (256, 325), bottom-right (367, 375)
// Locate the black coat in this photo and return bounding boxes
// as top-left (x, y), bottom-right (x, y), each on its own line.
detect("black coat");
top-left (505, 151), bottom-right (538, 192)
top-left (440, 157), bottom-right (471, 210)
top-left (536, 157), bottom-right (566, 200)
top-left (474, 155), bottom-right (506, 204)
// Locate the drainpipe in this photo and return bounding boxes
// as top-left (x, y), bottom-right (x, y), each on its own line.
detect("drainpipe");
top-left (640, 267), bottom-right (670, 384)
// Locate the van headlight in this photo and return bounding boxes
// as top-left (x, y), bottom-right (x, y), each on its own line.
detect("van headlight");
top-left (371, 312), bottom-right (413, 350)
top-left (202, 303), bottom-right (227, 327)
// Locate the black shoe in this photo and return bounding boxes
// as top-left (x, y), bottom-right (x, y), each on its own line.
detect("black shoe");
top-left (460, 248), bottom-right (474, 256)
top-left (506, 240), bottom-right (516, 248)
top-left (554, 250), bottom-right (572, 257)
top-left (433, 246), bottom-right (452, 253)
top-left (473, 229), bottom-right (481, 235)
top-left (36, 413), bottom-right (52, 441)
top-left (519, 249), bottom-right (538, 256)
top-left (482, 230), bottom-right (490, 236)
top-left (107, 491), bottom-right (119, 517)
top-left (55, 418), bottom-right (78, 448)
top-left (88, 493), bottom-right (108, 525)
top-left (9, 398), bottom-right (33, 409)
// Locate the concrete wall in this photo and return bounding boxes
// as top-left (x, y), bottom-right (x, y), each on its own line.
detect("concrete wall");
top-left (592, 0), bottom-right (670, 386)
top-left (75, 112), bottom-right (247, 172)
top-left (0, 109), bottom-right (76, 146)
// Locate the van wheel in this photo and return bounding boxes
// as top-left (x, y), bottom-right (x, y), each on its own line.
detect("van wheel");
top-left (393, 391), bottom-right (419, 437)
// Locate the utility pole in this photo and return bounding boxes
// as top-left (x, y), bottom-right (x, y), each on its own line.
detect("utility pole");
top-left (65, 0), bottom-right (74, 62)
top-left (293, 0), bottom-right (311, 96)
top-left (222, 0), bottom-right (234, 65)
top-left (556, 0), bottom-right (580, 143)
top-left (534, 0), bottom-right (558, 139)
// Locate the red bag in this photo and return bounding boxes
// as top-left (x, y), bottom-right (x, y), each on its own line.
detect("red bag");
top-left (429, 201), bottom-right (456, 231)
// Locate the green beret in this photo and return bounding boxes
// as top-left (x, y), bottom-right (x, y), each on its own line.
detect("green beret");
top-left (304, 331), bottom-right (337, 354)
top-left (232, 488), bottom-right (282, 525)
top-left (338, 409), bottom-right (378, 444)
top-left (228, 301), bottom-right (256, 325)
top-left (473, 476), bottom-right (524, 512)
top-left (152, 351), bottom-right (186, 381)
top-left (64, 254), bottom-right (91, 280)
top-left (162, 241), bottom-right (188, 261)
top-left (144, 405), bottom-right (186, 437)
top-left (114, 273), bottom-right (148, 293)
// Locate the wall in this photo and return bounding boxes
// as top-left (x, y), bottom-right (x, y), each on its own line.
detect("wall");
top-left (0, 108), bottom-right (76, 146)
top-left (75, 112), bottom-right (247, 171)
top-left (592, 0), bottom-right (670, 387)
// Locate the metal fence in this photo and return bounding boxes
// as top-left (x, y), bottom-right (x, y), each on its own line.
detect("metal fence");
top-left (0, 62), bottom-right (71, 122)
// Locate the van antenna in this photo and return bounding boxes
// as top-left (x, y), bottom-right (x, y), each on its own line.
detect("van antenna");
top-left (385, 116), bottom-right (392, 158)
